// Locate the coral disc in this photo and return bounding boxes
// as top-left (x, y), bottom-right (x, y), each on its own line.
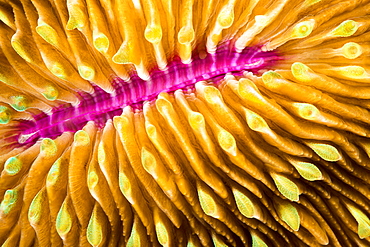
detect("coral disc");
top-left (0, 0), bottom-right (370, 246)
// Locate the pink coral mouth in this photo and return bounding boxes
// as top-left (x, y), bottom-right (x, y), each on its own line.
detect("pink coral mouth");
top-left (18, 44), bottom-right (279, 145)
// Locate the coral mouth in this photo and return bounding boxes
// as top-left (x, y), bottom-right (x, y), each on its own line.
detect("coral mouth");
top-left (18, 44), bottom-right (279, 145)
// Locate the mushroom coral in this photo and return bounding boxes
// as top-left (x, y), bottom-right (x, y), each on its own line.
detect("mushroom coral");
top-left (1, 0), bottom-right (370, 246)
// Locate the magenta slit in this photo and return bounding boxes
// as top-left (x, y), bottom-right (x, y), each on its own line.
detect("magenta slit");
top-left (18, 43), bottom-right (281, 144)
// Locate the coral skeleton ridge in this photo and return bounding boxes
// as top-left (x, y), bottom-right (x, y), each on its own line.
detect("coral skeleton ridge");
top-left (0, 0), bottom-right (370, 246)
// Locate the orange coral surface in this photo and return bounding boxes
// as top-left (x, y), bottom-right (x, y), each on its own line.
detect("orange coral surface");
top-left (1, 0), bottom-right (370, 246)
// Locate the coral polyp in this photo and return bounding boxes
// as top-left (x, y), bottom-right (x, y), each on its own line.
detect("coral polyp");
top-left (1, 0), bottom-right (370, 246)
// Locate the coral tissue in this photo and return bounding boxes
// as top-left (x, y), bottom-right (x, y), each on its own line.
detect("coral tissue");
top-left (1, 0), bottom-right (370, 246)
